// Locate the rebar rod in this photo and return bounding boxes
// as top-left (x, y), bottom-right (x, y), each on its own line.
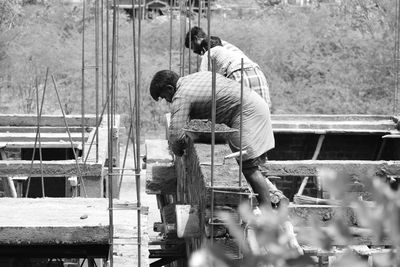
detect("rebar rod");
top-left (83, 85), bottom-right (113, 165)
top-left (35, 77), bottom-right (45, 197)
top-left (179, 0), bottom-right (184, 76)
top-left (210, 59), bottom-right (216, 244)
top-left (81, 0), bottom-right (86, 157)
top-left (239, 59), bottom-right (243, 188)
top-left (395, 0), bottom-right (400, 115)
top-left (206, 0), bottom-right (211, 71)
top-left (196, 0), bottom-right (201, 71)
top-left (128, 82), bottom-right (137, 170)
top-left (117, 84), bottom-right (137, 197)
top-left (51, 75), bottom-right (88, 198)
top-left (101, 0), bottom-right (105, 105)
top-left (137, 0), bottom-right (143, 264)
top-left (26, 68), bottom-right (49, 198)
top-left (169, 0), bottom-right (173, 70)
top-left (188, 0), bottom-right (192, 74)
top-left (95, 0), bottom-right (100, 162)
top-left (105, 1), bottom-right (113, 266)
top-left (114, 0), bottom-right (120, 123)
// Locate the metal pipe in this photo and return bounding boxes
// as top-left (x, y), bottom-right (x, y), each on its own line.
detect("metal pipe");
top-left (51, 75), bottom-right (87, 198)
top-left (35, 77), bottom-right (45, 197)
top-left (26, 68), bottom-right (49, 198)
top-left (210, 59), bottom-right (216, 244)
top-left (81, 0), bottom-right (86, 157)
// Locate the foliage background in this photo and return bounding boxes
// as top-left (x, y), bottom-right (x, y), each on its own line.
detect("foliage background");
top-left (0, 0), bottom-right (397, 134)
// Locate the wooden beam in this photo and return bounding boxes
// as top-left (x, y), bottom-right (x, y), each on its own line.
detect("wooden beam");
top-left (0, 132), bottom-right (89, 143)
top-left (3, 142), bottom-right (80, 149)
top-left (0, 160), bottom-right (102, 177)
top-left (260, 160), bottom-right (400, 178)
top-left (0, 114), bottom-right (98, 127)
top-left (271, 114), bottom-right (395, 122)
top-left (273, 128), bottom-right (396, 135)
top-left (0, 126), bottom-right (87, 133)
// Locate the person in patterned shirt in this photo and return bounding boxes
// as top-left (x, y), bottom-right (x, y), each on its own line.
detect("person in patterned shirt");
top-left (185, 27), bottom-right (272, 108)
top-left (185, 26), bottom-right (242, 55)
top-left (199, 36), bottom-right (271, 108)
top-left (149, 70), bottom-right (286, 208)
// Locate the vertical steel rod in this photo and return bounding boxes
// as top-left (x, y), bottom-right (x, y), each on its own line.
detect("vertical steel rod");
top-left (26, 68), bottom-right (49, 198)
top-left (188, 0), bottom-right (192, 74)
top-left (395, 0), bottom-right (400, 115)
top-left (137, 0), bottom-right (143, 264)
top-left (81, 0), bottom-right (86, 157)
top-left (95, 0), bottom-right (100, 162)
top-left (239, 59), bottom-right (243, 188)
top-left (210, 59), bottom-right (216, 244)
top-left (35, 77), bottom-right (45, 197)
top-left (196, 0), bottom-right (201, 71)
top-left (105, 1), bottom-right (113, 265)
top-left (101, 0), bottom-right (105, 105)
top-left (169, 0), bottom-right (173, 70)
top-left (206, 0), bottom-right (211, 71)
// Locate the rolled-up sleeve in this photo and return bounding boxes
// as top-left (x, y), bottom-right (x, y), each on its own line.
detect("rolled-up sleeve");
top-left (169, 97), bottom-right (191, 156)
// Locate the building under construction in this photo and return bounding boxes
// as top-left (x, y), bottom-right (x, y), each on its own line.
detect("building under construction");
top-left (1, 0), bottom-right (400, 267)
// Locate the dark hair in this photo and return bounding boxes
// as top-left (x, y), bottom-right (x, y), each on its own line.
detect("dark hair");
top-left (185, 26), bottom-right (207, 48)
top-left (149, 70), bottom-right (179, 101)
top-left (200, 36), bottom-right (222, 52)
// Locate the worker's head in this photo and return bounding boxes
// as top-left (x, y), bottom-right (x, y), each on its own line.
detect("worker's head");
top-left (200, 36), bottom-right (222, 53)
top-left (149, 70), bottom-right (180, 103)
top-left (185, 26), bottom-right (207, 55)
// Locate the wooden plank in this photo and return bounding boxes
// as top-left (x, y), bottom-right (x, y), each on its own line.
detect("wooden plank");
top-left (4, 141), bottom-right (80, 149)
top-left (260, 160), bottom-right (400, 178)
top-left (0, 132), bottom-right (89, 143)
top-left (0, 114), bottom-right (98, 127)
top-left (273, 128), bottom-right (396, 134)
top-left (0, 126), bottom-right (86, 133)
top-left (271, 114), bottom-right (395, 122)
top-left (0, 160), bottom-right (102, 177)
